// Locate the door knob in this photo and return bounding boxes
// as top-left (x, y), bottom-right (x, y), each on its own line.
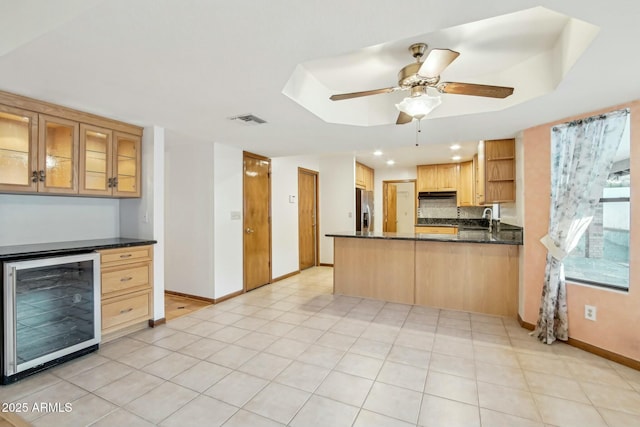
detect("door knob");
top-left (245, 228), bottom-right (254, 234)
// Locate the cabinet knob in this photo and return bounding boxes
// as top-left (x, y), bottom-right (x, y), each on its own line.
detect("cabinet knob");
top-left (120, 276), bottom-right (133, 282)
top-left (245, 228), bottom-right (254, 234)
top-left (119, 254), bottom-right (133, 258)
top-left (119, 308), bottom-right (133, 314)
top-left (38, 170), bottom-right (46, 182)
top-left (31, 171), bottom-right (39, 183)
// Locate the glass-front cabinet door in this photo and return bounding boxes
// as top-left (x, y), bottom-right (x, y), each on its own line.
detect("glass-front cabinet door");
top-left (79, 124), bottom-right (113, 196)
top-left (113, 132), bottom-right (141, 197)
top-left (0, 105), bottom-right (38, 192)
top-left (38, 114), bottom-right (79, 194)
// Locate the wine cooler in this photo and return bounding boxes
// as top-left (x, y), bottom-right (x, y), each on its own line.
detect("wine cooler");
top-left (2, 252), bottom-right (100, 384)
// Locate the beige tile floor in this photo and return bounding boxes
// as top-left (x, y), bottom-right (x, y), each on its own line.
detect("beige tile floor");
top-left (1, 266), bottom-right (639, 427)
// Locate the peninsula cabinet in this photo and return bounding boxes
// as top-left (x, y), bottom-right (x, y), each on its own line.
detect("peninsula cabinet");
top-left (99, 245), bottom-right (153, 340)
top-left (0, 90), bottom-right (143, 198)
top-left (79, 125), bottom-right (141, 197)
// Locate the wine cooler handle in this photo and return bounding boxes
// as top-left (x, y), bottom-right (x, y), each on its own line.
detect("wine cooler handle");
top-left (9, 267), bottom-right (17, 374)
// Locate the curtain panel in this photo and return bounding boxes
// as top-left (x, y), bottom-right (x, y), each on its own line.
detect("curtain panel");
top-left (534, 108), bottom-right (629, 344)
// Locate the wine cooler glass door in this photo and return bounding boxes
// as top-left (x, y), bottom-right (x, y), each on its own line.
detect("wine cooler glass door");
top-left (3, 253), bottom-right (100, 376)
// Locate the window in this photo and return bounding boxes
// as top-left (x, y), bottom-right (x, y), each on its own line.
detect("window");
top-left (564, 119), bottom-right (630, 290)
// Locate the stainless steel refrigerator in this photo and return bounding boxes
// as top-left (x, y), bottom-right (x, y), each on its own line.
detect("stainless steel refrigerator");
top-left (355, 188), bottom-right (374, 232)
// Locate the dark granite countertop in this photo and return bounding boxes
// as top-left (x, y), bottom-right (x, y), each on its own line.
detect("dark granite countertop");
top-left (0, 238), bottom-right (157, 261)
top-left (326, 228), bottom-right (522, 245)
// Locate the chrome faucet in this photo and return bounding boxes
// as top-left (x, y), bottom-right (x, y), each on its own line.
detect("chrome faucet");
top-left (482, 207), bottom-right (493, 232)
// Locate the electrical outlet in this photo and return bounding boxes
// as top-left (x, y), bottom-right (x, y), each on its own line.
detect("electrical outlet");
top-left (585, 305), bottom-right (597, 321)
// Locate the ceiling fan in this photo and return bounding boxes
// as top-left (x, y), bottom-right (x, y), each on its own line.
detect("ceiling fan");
top-left (329, 43), bottom-right (514, 124)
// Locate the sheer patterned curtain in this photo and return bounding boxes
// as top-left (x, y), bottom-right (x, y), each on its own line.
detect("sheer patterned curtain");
top-left (534, 108), bottom-right (630, 344)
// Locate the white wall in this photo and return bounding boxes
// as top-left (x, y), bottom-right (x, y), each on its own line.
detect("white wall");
top-left (212, 143), bottom-right (243, 298)
top-left (121, 126), bottom-right (165, 320)
top-left (395, 182), bottom-right (415, 233)
top-left (164, 140), bottom-right (215, 298)
top-left (271, 155), bottom-right (320, 278)
top-left (319, 154), bottom-right (355, 264)
top-left (0, 194), bottom-right (119, 245)
top-left (373, 166), bottom-right (416, 232)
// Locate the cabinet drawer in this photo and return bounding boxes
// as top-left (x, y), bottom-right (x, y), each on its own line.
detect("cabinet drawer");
top-left (102, 264), bottom-right (149, 295)
top-left (100, 246), bottom-right (152, 265)
top-left (102, 291), bottom-right (150, 331)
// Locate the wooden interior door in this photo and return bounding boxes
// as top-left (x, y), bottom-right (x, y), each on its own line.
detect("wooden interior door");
top-left (243, 152), bottom-right (271, 291)
top-left (383, 182), bottom-right (398, 232)
top-left (298, 168), bottom-right (318, 270)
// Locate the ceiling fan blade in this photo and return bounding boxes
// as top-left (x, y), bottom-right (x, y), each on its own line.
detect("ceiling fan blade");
top-left (437, 82), bottom-right (514, 98)
top-left (396, 111), bottom-right (413, 125)
top-left (418, 49), bottom-right (460, 78)
top-left (329, 87), bottom-right (399, 101)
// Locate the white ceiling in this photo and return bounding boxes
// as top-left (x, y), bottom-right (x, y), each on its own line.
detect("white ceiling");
top-left (1, 0), bottom-right (639, 169)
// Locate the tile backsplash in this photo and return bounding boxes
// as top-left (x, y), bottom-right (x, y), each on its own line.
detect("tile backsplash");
top-left (418, 198), bottom-right (486, 219)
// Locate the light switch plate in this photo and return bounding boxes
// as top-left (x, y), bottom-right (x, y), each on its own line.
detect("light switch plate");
top-left (230, 211), bottom-right (241, 220)
top-left (289, 195), bottom-right (296, 203)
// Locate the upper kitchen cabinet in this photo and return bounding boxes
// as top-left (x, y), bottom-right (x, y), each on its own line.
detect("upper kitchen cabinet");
top-left (79, 124), bottom-right (113, 196)
top-left (0, 90), bottom-right (143, 198)
top-left (38, 114), bottom-right (79, 194)
top-left (457, 160), bottom-right (474, 207)
top-left (0, 105), bottom-right (38, 193)
top-left (79, 127), bottom-right (141, 197)
top-left (0, 110), bottom-right (79, 194)
top-left (484, 139), bottom-right (515, 203)
top-left (356, 162), bottom-right (374, 191)
top-left (417, 163), bottom-right (459, 192)
top-left (112, 132), bottom-right (141, 197)
top-left (474, 152), bottom-right (485, 205)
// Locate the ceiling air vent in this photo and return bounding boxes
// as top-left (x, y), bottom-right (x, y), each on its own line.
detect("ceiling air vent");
top-left (228, 113), bottom-right (267, 126)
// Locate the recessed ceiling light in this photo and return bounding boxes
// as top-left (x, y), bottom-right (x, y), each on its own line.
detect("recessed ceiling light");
top-left (452, 155), bottom-right (461, 161)
top-left (450, 144), bottom-right (461, 150)
top-left (373, 150), bottom-right (383, 156)
top-left (386, 160), bottom-right (395, 165)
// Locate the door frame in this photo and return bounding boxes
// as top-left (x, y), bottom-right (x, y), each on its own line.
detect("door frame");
top-left (298, 167), bottom-right (319, 269)
top-left (243, 151), bottom-right (272, 292)
top-left (382, 179), bottom-right (417, 232)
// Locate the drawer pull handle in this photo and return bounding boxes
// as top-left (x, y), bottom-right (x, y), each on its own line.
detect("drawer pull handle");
top-left (120, 276), bottom-right (133, 282)
top-left (119, 254), bottom-right (133, 258)
top-left (120, 308), bottom-right (133, 314)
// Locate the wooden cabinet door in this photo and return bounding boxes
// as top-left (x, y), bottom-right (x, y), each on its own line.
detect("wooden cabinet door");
top-left (244, 152), bottom-right (271, 291)
top-left (458, 161), bottom-right (473, 206)
top-left (437, 163), bottom-right (459, 191)
top-left (79, 124), bottom-right (113, 196)
top-left (417, 165), bottom-right (437, 191)
top-left (364, 166), bottom-right (374, 191)
top-left (112, 132), bottom-right (141, 197)
top-left (38, 114), bottom-right (79, 194)
top-left (355, 162), bottom-right (365, 188)
top-left (474, 152), bottom-right (485, 205)
top-left (0, 105), bottom-right (38, 193)
top-left (298, 168), bottom-right (317, 270)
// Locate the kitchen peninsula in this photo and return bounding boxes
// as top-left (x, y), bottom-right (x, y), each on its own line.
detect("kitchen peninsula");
top-left (327, 228), bottom-right (522, 317)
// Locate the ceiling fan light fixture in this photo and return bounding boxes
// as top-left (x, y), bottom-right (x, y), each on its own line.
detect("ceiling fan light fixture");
top-left (395, 93), bottom-right (442, 120)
